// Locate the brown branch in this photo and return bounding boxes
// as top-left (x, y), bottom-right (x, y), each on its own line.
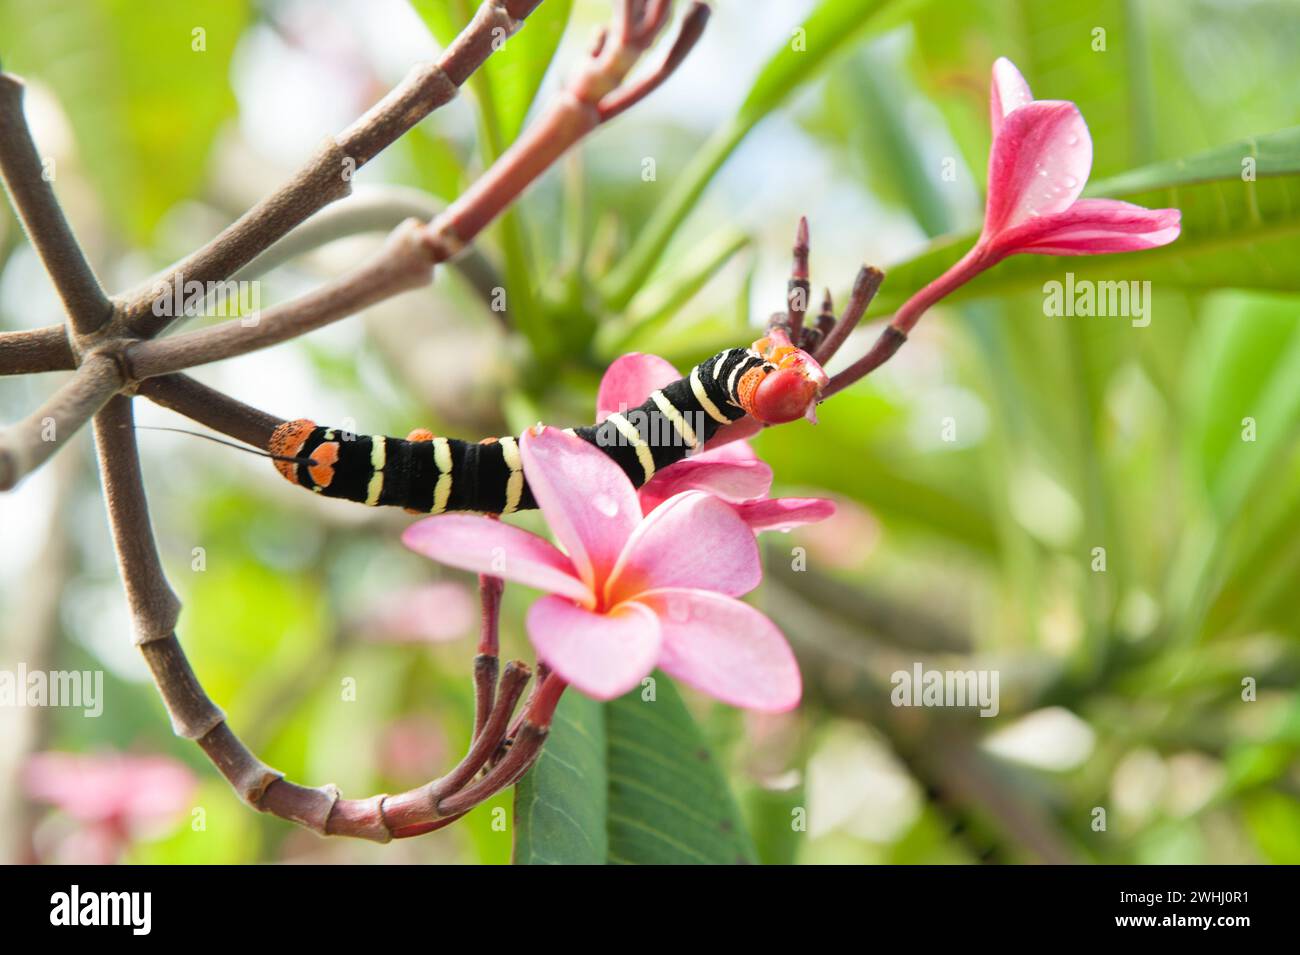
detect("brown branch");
top-left (124, 220), bottom-right (433, 379)
top-left (785, 216), bottom-right (810, 339)
top-left (0, 325), bottom-right (74, 375)
top-left (0, 0), bottom-right (710, 844)
top-left (474, 574), bottom-right (505, 737)
top-left (92, 392), bottom-right (556, 841)
top-left (230, 186), bottom-right (503, 310)
top-left (422, 0), bottom-right (709, 258)
top-left (92, 396), bottom-right (182, 643)
top-left (0, 74), bottom-right (112, 336)
top-left (114, 2), bottom-right (707, 385)
top-left (136, 374), bottom-right (285, 450)
top-left (822, 325), bottom-right (906, 399)
top-left (118, 0), bottom-right (543, 340)
top-left (813, 264), bottom-right (884, 367)
top-left (0, 353), bottom-right (123, 491)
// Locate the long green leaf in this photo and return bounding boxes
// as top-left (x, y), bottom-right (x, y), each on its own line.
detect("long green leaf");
top-left (599, 0), bottom-right (929, 310)
top-left (512, 692), bottom-right (607, 864)
top-left (514, 676), bottom-right (757, 864)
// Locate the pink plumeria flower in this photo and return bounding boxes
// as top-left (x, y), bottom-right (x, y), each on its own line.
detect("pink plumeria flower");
top-left (24, 751), bottom-right (196, 863)
top-left (402, 426), bottom-right (801, 711)
top-left (597, 352), bottom-right (835, 533)
top-left (891, 57), bottom-right (1181, 335)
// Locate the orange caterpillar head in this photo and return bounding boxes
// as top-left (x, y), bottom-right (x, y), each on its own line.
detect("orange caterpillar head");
top-left (741, 328), bottom-right (829, 424)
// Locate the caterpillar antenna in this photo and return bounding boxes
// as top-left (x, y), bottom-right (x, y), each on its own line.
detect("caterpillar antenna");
top-left (130, 425), bottom-right (317, 467)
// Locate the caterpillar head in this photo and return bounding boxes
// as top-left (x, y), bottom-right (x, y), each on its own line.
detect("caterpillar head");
top-left (742, 328), bottom-right (829, 424)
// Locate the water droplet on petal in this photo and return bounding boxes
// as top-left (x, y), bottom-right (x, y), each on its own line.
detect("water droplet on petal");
top-left (592, 493), bottom-right (620, 518)
top-left (1063, 175), bottom-right (1078, 189)
top-left (667, 595), bottom-right (692, 623)
top-left (1067, 135), bottom-right (1079, 146)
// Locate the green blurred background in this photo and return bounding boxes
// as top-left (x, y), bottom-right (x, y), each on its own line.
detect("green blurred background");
top-left (2, 0), bottom-right (1300, 864)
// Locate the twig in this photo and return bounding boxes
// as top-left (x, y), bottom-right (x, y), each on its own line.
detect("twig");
top-left (92, 394), bottom-right (562, 841)
top-left (0, 74), bottom-right (111, 336)
top-left (422, 1), bottom-right (709, 260)
top-left (474, 574), bottom-right (505, 737)
top-left (231, 186), bottom-right (503, 310)
top-left (822, 325), bottom-right (906, 399)
top-left (0, 325), bottom-right (74, 376)
top-left (812, 264), bottom-right (884, 366)
top-left (136, 374), bottom-right (285, 450)
top-left (0, 0), bottom-right (712, 843)
top-left (118, 0), bottom-right (544, 339)
top-left (117, 2), bottom-right (708, 385)
top-left (0, 354), bottom-right (122, 491)
top-left (91, 396), bottom-right (182, 644)
top-left (786, 216), bottom-right (810, 339)
top-left (124, 221), bottom-right (434, 379)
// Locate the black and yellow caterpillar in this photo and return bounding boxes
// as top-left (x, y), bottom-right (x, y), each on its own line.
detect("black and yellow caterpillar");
top-left (270, 331), bottom-right (827, 515)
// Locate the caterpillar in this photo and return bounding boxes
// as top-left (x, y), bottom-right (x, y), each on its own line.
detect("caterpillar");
top-left (268, 328), bottom-right (828, 515)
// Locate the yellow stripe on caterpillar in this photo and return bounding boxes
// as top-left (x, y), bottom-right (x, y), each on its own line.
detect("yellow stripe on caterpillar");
top-left (690, 368), bottom-right (731, 425)
top-left (432, 436), bottom-right (453, 514)
top-left (605, 412), bottom-right (656, 482)
top-left (364, 435), bottom-right (387, 506)
top-left (499, 435), bottom-right (524, 514)
top-left (650, 390), bottom-right (698, 450)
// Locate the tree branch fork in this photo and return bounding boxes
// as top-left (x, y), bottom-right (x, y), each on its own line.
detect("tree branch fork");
top-left (0, 0), bottom-right (913, 842)
top-left (0, 0), bottom-right (704, 840)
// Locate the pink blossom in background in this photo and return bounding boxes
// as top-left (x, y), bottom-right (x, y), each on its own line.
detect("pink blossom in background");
top-left (24, 751), bottom-right (196, 864)
top-left (403, 426), bottom-right (801, 711)
top-left (890, 57), bottom-right (1181, 336)
top-left (597, 352), bottom-right (836, 532)
top-left (379, 715), bottom-right (449, 786)
top-left (361, 581), bottom-right (476, 643)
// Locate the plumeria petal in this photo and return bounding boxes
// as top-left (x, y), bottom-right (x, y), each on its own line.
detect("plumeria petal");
top-left (639, 589), bottom-right (801, 713)
top-left (879, 56), bottom-right (1181, 375)
top-left (705, 416), bottom-right (765, 450)
top-left (637, 456), bottom-right (774, 514)
top-left (606, 490), bottom-right (761, 603)
top-left (995, 198), bottom-right (1182, 255)
top-left (527, 595), bottom-right (661, 700)
top-left (402, 514), bottom-right (592, 605)
top-left (733, 496), bottom-right (836, 533)
top-left (596, 352), bottom-right (681, 422)
top-left (693, 440), bottom-right (760, 464)
top-left (984, 100), bottom-right (1092, 236)
top-left (520, 425), bottom-right (640, 594)
top-left (990, 56), bottom-right (1034, 133)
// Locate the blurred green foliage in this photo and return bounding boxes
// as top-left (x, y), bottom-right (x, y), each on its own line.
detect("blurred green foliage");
top-left (3, 0), bottom-right (1300, 864)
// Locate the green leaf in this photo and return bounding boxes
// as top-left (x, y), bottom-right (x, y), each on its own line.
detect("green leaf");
top-left (513, 691), bottom-right (607, 864)
top-left (0, 0), bottom-right (250, 243)
top-left (596, 227), bottom-right (750, 357)
top-left (1243, 790), bottom-right (1300, 864)
top-left (600, 0), bottom-right (931, 309)
top-left (514, 676), bottom-right (757, 864)
top-left (865, 127), bottom-right (1300, 317)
